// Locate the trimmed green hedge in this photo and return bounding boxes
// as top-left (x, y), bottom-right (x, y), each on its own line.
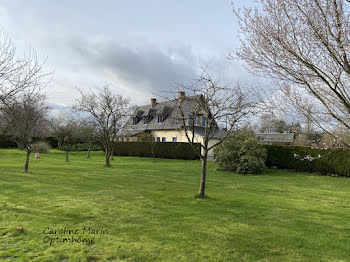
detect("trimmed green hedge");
top-left (0, 134), bottom-right (59, 149)
top-left (113, 142), bottom-right (201, 160)
top-left (0, 133), bottom-right (17, 148)
top-left (46, 136), bottom-right (59, 148)
top-left (265, 145), bottom-right (350, 177)
top-left (57, 143), bottom-right (102, 152)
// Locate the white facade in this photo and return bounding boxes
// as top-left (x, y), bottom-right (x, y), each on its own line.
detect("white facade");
top-left (152, 129), bottom-right (219, 157)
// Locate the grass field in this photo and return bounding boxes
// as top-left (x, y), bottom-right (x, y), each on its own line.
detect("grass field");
top-left (1, 149), bottom-right (350, 261)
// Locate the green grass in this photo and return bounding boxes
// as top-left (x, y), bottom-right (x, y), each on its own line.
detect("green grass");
top-left (1, 149), bottom-right (350, 261)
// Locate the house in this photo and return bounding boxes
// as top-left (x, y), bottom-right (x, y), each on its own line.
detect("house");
top-left (256, 133), bottom-right (295, 145)
top-left (119, 92), bottom-right (225, 156)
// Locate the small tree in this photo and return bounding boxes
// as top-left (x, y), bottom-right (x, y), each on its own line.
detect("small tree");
top-left (74, 85), bottom-right (131, 166)
top-left (51, 115), bottom-right (80, 162)
top-left (214, 130), bottom-right (267, 174)
top-left (0, 92), bottom-right (49, 173)
top-left (78, 118), bottom-right (98, 158)
top-left (175, 69), bottom-right (256, 198)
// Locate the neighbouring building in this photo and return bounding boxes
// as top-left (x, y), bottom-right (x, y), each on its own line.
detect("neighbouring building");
top-left (256, 132), bottom-right (350, 147)
top-left (119, 92), bottom-right (225, 156)
top-left (256, 133), bottom-right (295, 145)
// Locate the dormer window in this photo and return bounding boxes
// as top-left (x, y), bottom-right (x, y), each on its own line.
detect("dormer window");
top-left (133, 118), bottom-right (138, 125)
top-left (188, 115), bottom-right (193, 125)
top-left (202, 117), bottom-right (206, 127)
top-left (157, 115), bottom-right (163, 123)
top-left (144, 117), bottom-right (147, 124)
top-left (195, 116), bottom-right (201, 126)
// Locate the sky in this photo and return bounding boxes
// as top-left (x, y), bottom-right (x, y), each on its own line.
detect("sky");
top-left (0, 0), bottom-right (255, 111)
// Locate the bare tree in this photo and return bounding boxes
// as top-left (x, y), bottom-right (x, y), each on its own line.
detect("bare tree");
top-left (78, 118), bottom-right (98, 158)
top-left (139, 132), bottom-right (157, 163)
top-left (0, 92), bottom-right (49, 173)
top-left (233, 0), bottom-right (350, 142)
top-left (50, 114), bottom-right (80, 162)
top-left (258, 113), bottom-right (301, 133)
top-left (0, 35), bottom-right (49, 104)
top-left (175, 69), bottom-right (256, 198)
top-left (74, 85), bottom-right (131, 166)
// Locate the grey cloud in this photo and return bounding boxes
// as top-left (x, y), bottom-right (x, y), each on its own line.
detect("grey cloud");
top-left (67, 36), bottom-right (198, 94)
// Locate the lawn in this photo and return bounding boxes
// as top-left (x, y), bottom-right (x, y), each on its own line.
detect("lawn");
top-left (1, 149), bottom-right (350, 261)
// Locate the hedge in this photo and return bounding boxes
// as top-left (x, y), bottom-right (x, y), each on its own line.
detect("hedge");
top-left (264, 145), bottom-right (350, 177)
top-left (113, 142), bottom-right (201, 160)
top-left (46, 136), bottom-right (59, 148)
top-left (57, 143), bottom-right (102, 152)
top-left (0, 134), bottom-right (59, 149)
top-left (0, 134), bottom-right (99, 151)
top-left (0, 133), bottom-right (17, 148)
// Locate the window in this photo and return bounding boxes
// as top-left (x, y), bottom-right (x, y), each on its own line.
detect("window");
top-left (156, 137), bottom-right (160, 142)
top-left (144, 117), bottom-right (147, 124)
top-left (133, 118), bottom-right (138, 125)
top-left (162, 137), bottom-right (166, 142)
top-left (202, 117), bottom-right (206, 127)
top-left (172, 137), bottom-right (177, 142)
top-left (195, 116), bottom-right (201, 126)
top-left (157, 115), bottom-right (163, 123)
top-left (188, 115), bottom-right (193, 125)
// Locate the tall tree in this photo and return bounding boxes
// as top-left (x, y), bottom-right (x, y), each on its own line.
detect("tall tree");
top-left (233, 0), bottom-right (350, 139)
top-left (258, 114), bottom-right (301, 133)
top-left (175, 69), bottom-right (256, 198)
top-left (74, 85), bottom-right (131, 166)
top-left (0, 35), bottom-right (49, 103)
top-left (0, 92), bottom-right (49, 173)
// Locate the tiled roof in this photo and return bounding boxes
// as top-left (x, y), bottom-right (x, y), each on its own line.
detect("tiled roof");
top-left (256, 133), bottom-right (295, 143)
top-left (123, 95), bottom-right (202, 130)
top-left (120, 95), bottom-right (225, 139)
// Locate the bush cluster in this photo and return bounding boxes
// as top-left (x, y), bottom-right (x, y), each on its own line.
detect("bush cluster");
top-left (214, 131), bottom-right (267, 174)
top-left (32, 141), bottom-right (51, 153)
top-left (264, 145), bottom-right (350, 177)
top-left (113, 142), bottom-right (200, 160)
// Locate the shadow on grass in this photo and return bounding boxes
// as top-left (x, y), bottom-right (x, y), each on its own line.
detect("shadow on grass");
top-left (193, 194), bottom-right (210, 200)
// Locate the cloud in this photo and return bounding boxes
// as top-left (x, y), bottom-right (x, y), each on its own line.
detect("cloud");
top-left (67, 36), bottom-right (198, 95)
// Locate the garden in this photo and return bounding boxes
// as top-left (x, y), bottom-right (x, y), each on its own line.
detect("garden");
top-left (1, 149), bottom-right (350, 261)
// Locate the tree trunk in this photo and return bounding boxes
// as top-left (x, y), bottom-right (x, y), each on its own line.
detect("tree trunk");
top-left (105, 150), bottom-right (110, 166)
top-left (65, 150), bottom-right (69, 162)
top-left (87, 145), bottom-right (91, 158)
top-left (24, 147), bottom-right (31, 173)
top-left (198, 156), bottom-right (207, 198)
top-left (151, 143), bottom-right (155, 163)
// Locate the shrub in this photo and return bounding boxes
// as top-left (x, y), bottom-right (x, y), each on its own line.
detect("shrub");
top-left (214, 130), bottom-right (267, 174)
top-left (32, 141), bottom-right (51, 153)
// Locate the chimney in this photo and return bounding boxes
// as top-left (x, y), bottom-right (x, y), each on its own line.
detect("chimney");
top-left (150, 98), bottom-right (157, 108)
top-left (178, 91), bottom-right (185, 102)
